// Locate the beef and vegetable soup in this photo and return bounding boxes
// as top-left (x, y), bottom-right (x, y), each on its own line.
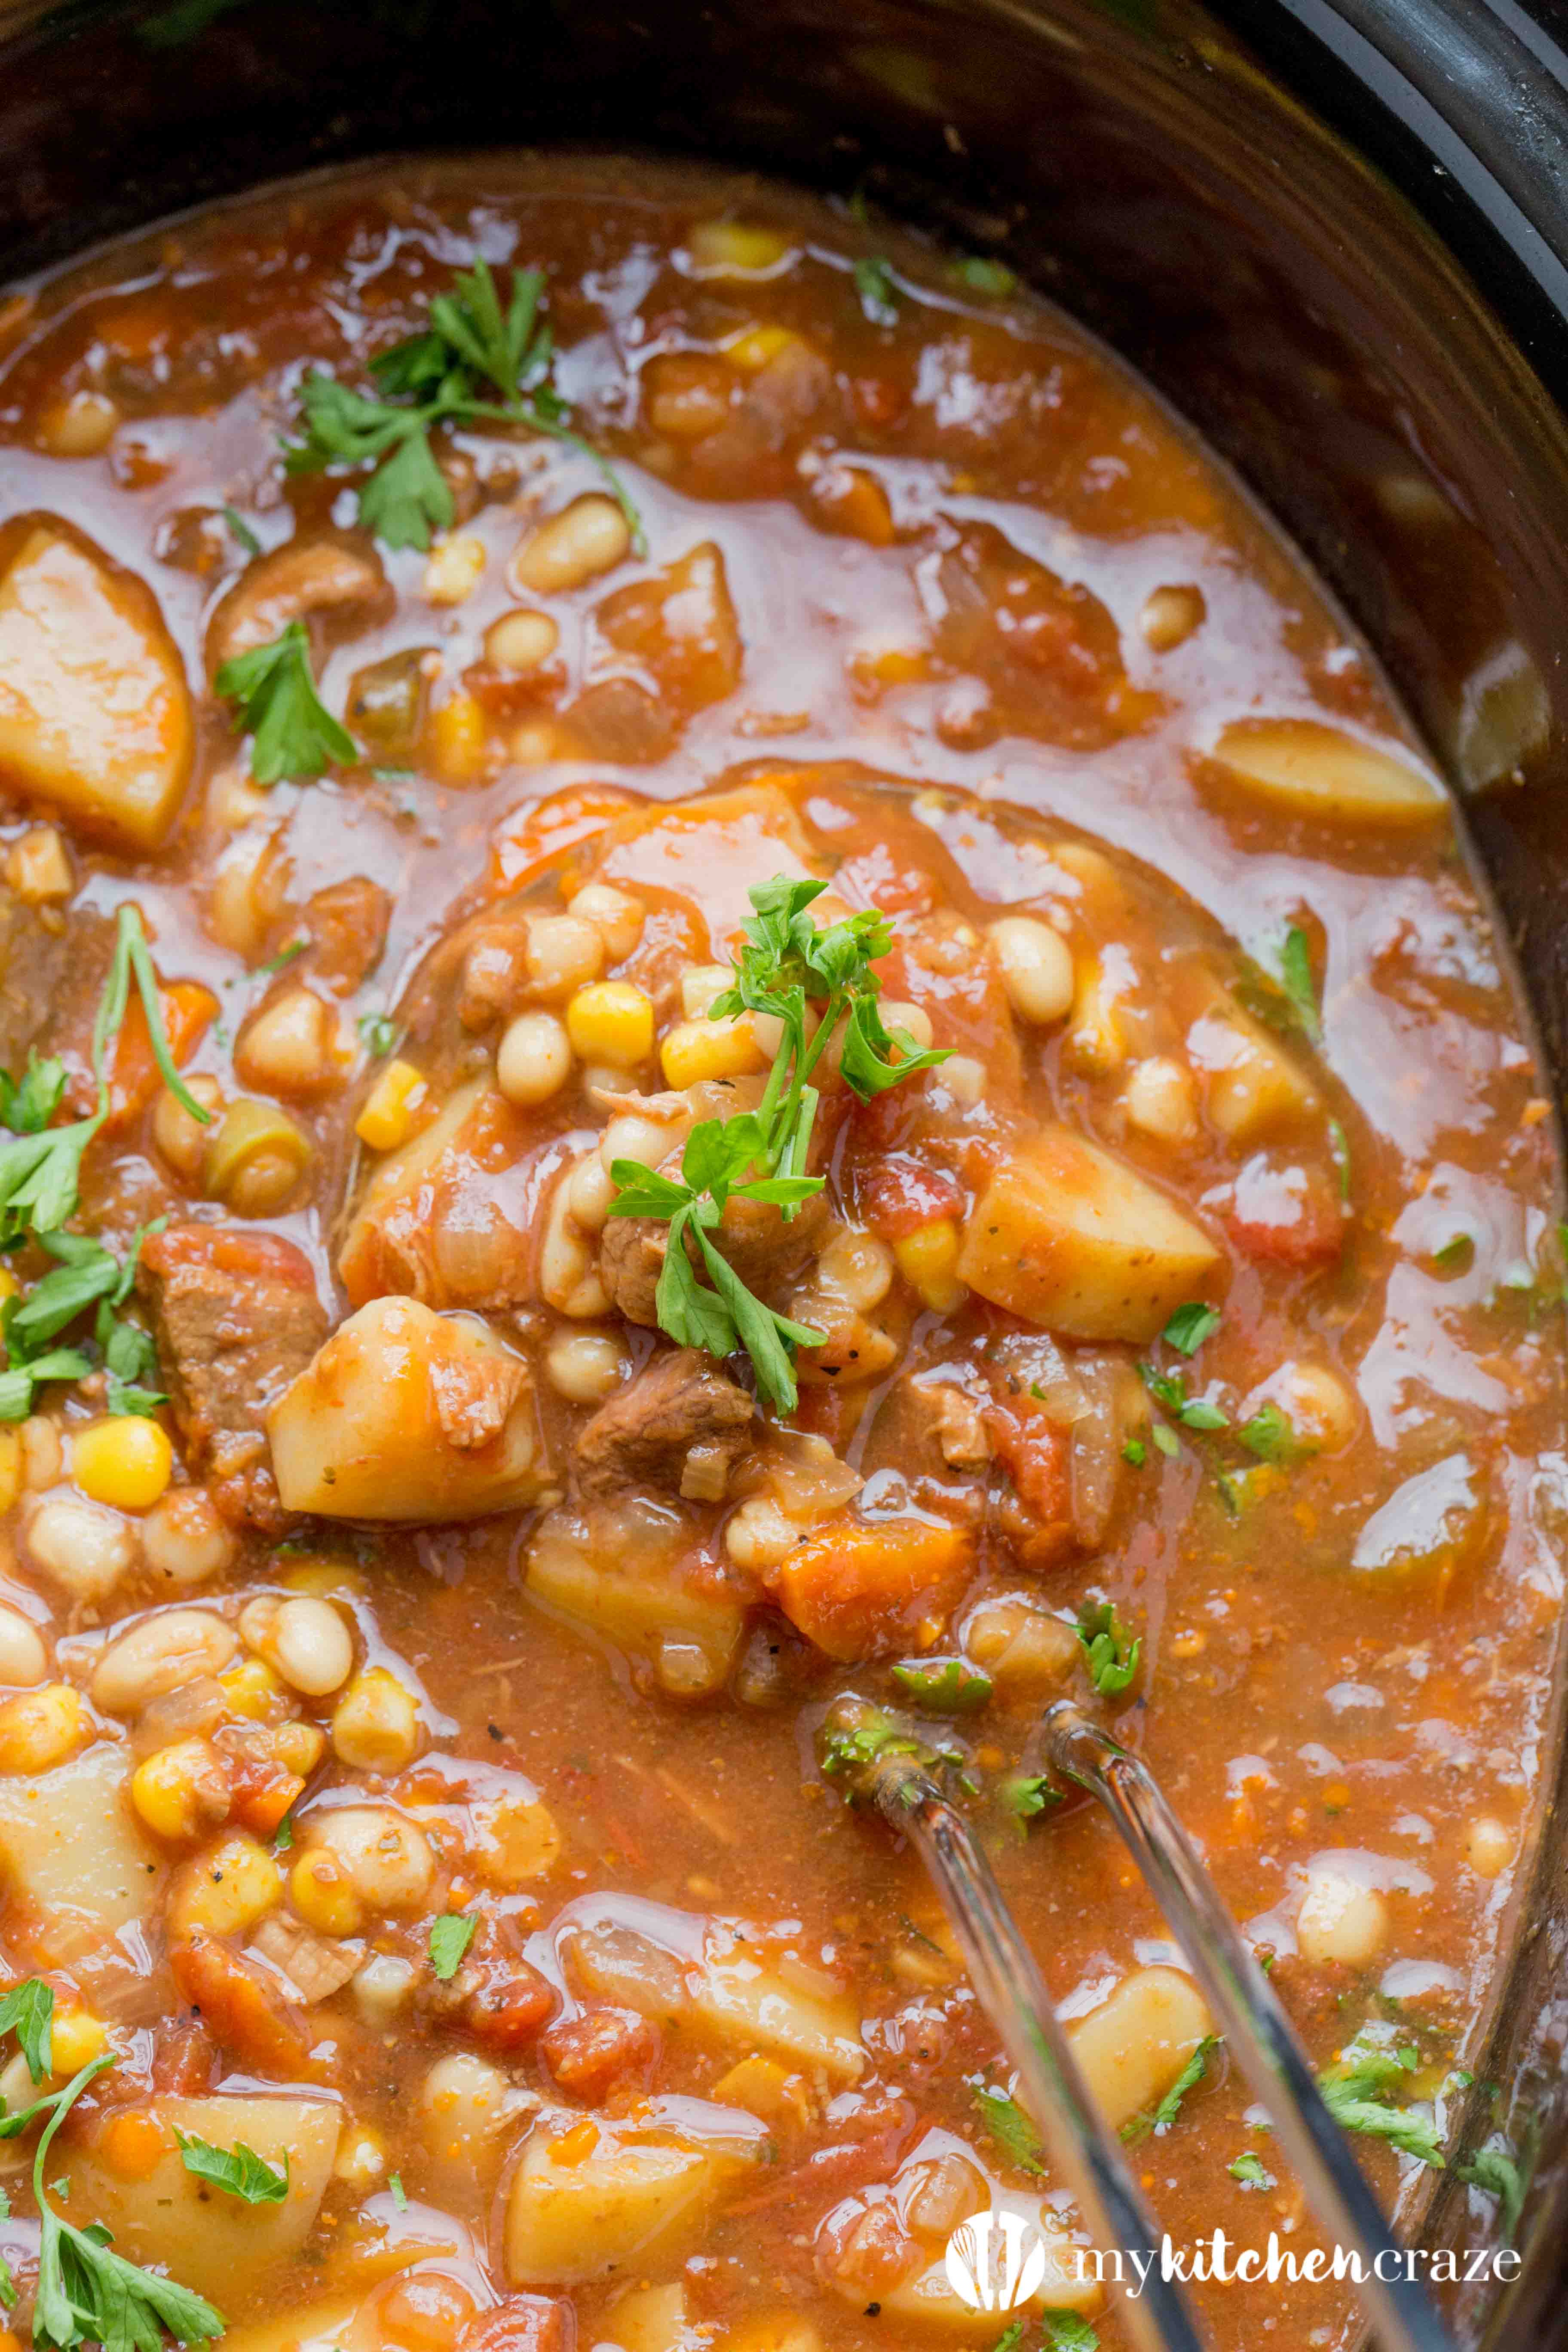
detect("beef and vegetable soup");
top-left (0, 152), bottom-right (1559, 2352)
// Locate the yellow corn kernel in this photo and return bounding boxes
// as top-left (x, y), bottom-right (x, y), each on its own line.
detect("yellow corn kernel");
top-left (355, 1057), bottom-right (426, 1153)
top-left (272, 1719), bottom-right (327, 1777)
top-left (566, 981), bottom-right (655, 1071)
top-left (723, 323), bottom-right (801, 372)
top-left (131, 1739), bottom-right (224, 1843)
top-left (290, 1849), bottom-right (364, 1939)
top-left (0, 1427), bottom-right (21, 1517)
top-left (660, 1014), bottom-right (767, 1090)
top-left (50, 2006), bottom-right (109, 2072)
top-left (218, 1656), bottom-right (285, 1721)
top-left (893, 1219), bottom-right (968, 1314)
top-left (427, 692), bottom-right (490, 783)
top-left (73, 1416), bottom-right (173, 1512)
top-left (170, 1832), bottom-right (282, 1939)
top-left (0, 1682), bottom-right (85, 1774)
top-left (689, 221), bottom-right (796, 277)
top-left (0, 1268), bottom-right (18, 1306)
top-left (331, 1668), bottom-right (421, 1774)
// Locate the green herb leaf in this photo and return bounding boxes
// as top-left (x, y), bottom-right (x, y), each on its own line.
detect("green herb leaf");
top-left (1457, 2142), bottom-right (1528, 2243)
top-left (891, 1658), bottom-right (992, 1715)
top-left (357, 1013), bottom-right (399, 1060)
top-left (973, 2081), bottom-right (1047, 2177)
top-left (1122, 1437), bottom-right (1147, 1467)
top-left (951, 255), bottom-right (1018, 297)
top-left (1228, 2151), bottom-right (1274, 2189)
top-left (0, 1977), bottom-right (53, 2083)
top-left (1075, 1599), bottom-right (1141, 1695)
top-left (1000, 1772), bottom-right (1063, 1821)
top-left (853, 254), bottom-right (899, 327)
top-left (1122, 2035), bottom-right (1217, 2144)
top-left (389, 2171), bottom-right (408, 2212)
top-left (1044, 2315), bottom-right (1099, 2352)
top-left (359, 426), bottom-right (454, 552)
top-left (1162, 1302), bottom-right (1221, 1357)
top-left (221, 505), bottom-right (261, 557)
top-left (429, 1913), bottom-right (477, 1981)
top-left (1138, 1363), bottom-right (1229, 1432)
top-left (1432, 1231), bottom-right (1475, 1274)
top-left (1317, 2035), bottom-right (1444, 2168)
top-left (0, 1057), bottom-right (66, 1136)
top-left (175, 2130), bottom-right (289, 2203)
top-left (1237, 1402), bottom-right (1299, 1464)
top-left (989, 2324), bottom-right (1026, 2352)
top-left (216, 619), bottom-right (358, 785)
top-left (1278, 924), bottom-right (1323, 1043)
top-left (1151, 1422), bottom-right (1180, 1459)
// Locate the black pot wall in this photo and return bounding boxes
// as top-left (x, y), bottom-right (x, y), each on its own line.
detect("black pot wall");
top-left (3, 0), bottom-right (1568, 2341)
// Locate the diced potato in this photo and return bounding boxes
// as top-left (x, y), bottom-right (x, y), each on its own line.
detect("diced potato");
top-left (957, 1127), bottom-right (1220, 1343)
top-left (1207, 717), bottom-right (1445, 825)
top-left (605, 2284), bottom-right (694, 2352)
top-left (877, 2206), bottom-right (1102, 2331)
top-left (696, 1938), bottom-right (864, 2082)
top-left (723, 2322), bottom-right (824, 2352)
top-left (221, 2301), bottom-right (367, 2352)
top-left (0, 519), bottom-right (193, 848)
top-left (1187, 1000), bottom-right (1317, 1142)
top-left (769, 1517), bottom-right (975, 1662)
top-left (268, 1297), bottom-right (554, 1521)
top-left (1067, 1964), bottom-right (1213, 2132)
top-left (504, 2110), bottom-right (760, 2287)
top-left (0, 1740), bottom-right (162, 1961)
top-left (69, 2094), bottom-right (340, 2302)
top-left (526, 1513), bottom-right (746, 1680)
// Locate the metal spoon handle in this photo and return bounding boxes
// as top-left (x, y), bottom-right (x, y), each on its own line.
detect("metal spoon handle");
top-left (1043, 1700), bottom-right (1455, 2352)
top-left (872, 1751), bottom-right (1207, 2352)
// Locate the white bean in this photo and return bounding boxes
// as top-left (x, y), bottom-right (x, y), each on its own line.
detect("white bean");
top-left (354, 1952), bottom-right (418, 2027)
top-left (1466, 1817), bottom-right (1513, 1880)
top-left (1124, 1055), bottom-right (1199, 1145)
top-left (1297, 1867), bottom-right (1388, 1966)
top-left (539, 1176), bottom-right (610, 1320)
top-left (90, 1608), bottom-right (238, 1715)
top-left (424, 533), bottom-right (487, 606)
top-left (0, 1605), bottom-right (47, 1689)
top-left (600, 1109), bottom-right (688, 1172)
top-left (484, 608), bottom-right (558, 673)
top-left (1139, 582), bottom-right (1206, 651)
top-left (24, 1494), bottom-right (135, 1604)
top-left (987, 915), bottom-right (1075, 1026)
top-left (525, 914), bottom-right (603, 1000)
top-left (1274, 1362), bottom-right (1359, 1454)
top-left (545, 1331), bottom-right (628, 1404)
top-left (141, 1489), bottom-right (237, 1588)
top-left (567, 882), bottom-right (645, 963)
top-left (496, 1011), bottom-right (573, 1108)
top-left (512, 494), bottom-right (632, 595)
top-left (566, 1152), bottom-right (616, 1233)
top-left (309, 1805), bottom-right (435, 1911)
top-left (243, 1594), bottom-right (354, 1695)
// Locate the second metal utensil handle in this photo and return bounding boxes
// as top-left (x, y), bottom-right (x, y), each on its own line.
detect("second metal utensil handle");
top-left (1044, 1700), bottom-right (1455, 2352)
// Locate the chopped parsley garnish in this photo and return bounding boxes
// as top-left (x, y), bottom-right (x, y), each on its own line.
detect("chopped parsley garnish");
top-left (1162, 1302), bottom-right (1221, 1357)
top-left (0, 1983), bottom-right (224, 2352)
top-left (0, 908), bottom-right (205, 1421)
top-left (1432, 1231), bottom-right (1475, 1275)
top-left (1001, 1772), bottom-right (1063, 1821)
top-left (428, 1912), bottom-right (477, 1981)
top-left (1044, 2320), bottom-right (1099, 2352)
top-left (1457, 2141), bottom-right (1528, 2244)
top-left (972, 2080), bottom-right (1047, 2177)
top-left (215, 620), bottom-right (357, 786)
top-left (1139, 1363), bottom-right (1228, 1432)
top-left (389, 2170), bottom-right (408, 2212)
top-left (1317, 2035), bottom-right (1443, 2167)
top-left (817, 1707), bottom-right (970, 1801)
top-left (175, 2130), bottom-right (288, 2204)
top-left (1150, 1422), bottom-right (1180, 1459)
top-left (608, 875), bottom-right (946, 1411)
top-left (221, 504), bottom-right (260, 557)
top-left (891, 1657), bottom-right (992, 1715)
top-left (1277, 923), bottom-right (1323, 1043)
top-left (853, 254), bottom-right (899, 327)
top-left (357, 1012), bottom-right (399, 1060)
top-left (1122, 1437), bottom-right (1147, 1467)
top-left (284, 258), bottom-right (642, 554)
top-left (1237, 1401), bottom-right (1299, 1464)
top-left (1074, 1599), bottom-right (1140, 1695)
top-left (951, 255), bottom-right (1018, 297)
top-left (1228, 2150), bottom-right (1274, 2189)
top-left (1122, 2035), bottom-right (1218, 2144)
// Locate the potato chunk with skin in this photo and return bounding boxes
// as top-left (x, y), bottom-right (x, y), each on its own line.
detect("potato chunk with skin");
top-left (1066, 1963), bottom-right (1213, 2132)
top-left (526, 1510), bottom-right (746, 1682)
top-left (268, 1297), bottom-right (553, 1521)
top-left (957, 1127), bottom-right (1220, 1343)
top-left (0, 519), bottom-right (193, 848)
top-left (67, 2094), bottom-right (339, 2302)
top-left (0, 1740), bottom-right (162, 1961)
top-left (505, 2104), bottom-right (763, 2286)
top-left (696, 1932), bottom-right (864, 2082)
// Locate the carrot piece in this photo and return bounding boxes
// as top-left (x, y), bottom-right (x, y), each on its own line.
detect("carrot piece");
top-left (485, 784), bottom-right (637, 896)
top-left (168, 1934), bottom-right (317, 2080)
top-left (98, 2108), bottom-right (174, 2182)
top-left (769, 1517), bottom-right (975, 1662)
top-left (106, 977), bottom-right (216, 1129)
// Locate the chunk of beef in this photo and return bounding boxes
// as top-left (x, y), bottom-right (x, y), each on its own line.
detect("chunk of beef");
top-left (576, 1348), bottom-right (754, 1502)
top-left (600, 1185), bottom-right (831, 1330)
top-left (541, 2005), bottom-right (661, 2101)
top-left (138, 1224), bottom-right (329, 1530)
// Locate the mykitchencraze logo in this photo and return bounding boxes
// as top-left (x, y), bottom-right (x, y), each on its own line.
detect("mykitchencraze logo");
top-left (943, 2218), bottom-right (1524, 2311)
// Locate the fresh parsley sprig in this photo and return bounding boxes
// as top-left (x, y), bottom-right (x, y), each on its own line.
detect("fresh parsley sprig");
top-left (1316, 2035), bottom-right (1444, 2167)
top-left (1075, 1599), bottom-right (1141, 1695)
top-left (214, 621), bottom-right (357, 787)
top-left (175, 2130), bottom-right (288, 2205)
top-left (609, 876), bottom-right (946, 1411)
top-left (283, 260), bottom-right (643, 556)
top-left (1121, 2035), bottom-right (1218, 2145)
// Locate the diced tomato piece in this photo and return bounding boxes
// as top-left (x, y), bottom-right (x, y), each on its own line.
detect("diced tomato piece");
top-left (985, 1394), bottom-right (1075, 1562)
top-left (856, 1150), bottom-right (965, 1240)
top-left (462, 1958), bottom-right (557, 2054)
top-left (542, 2006), bottom-right (660, 2101)
top-left (169, 1936), bottom-right (317, 2080)
top-left (1226, 1155), bottom-right (1344, 1270)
